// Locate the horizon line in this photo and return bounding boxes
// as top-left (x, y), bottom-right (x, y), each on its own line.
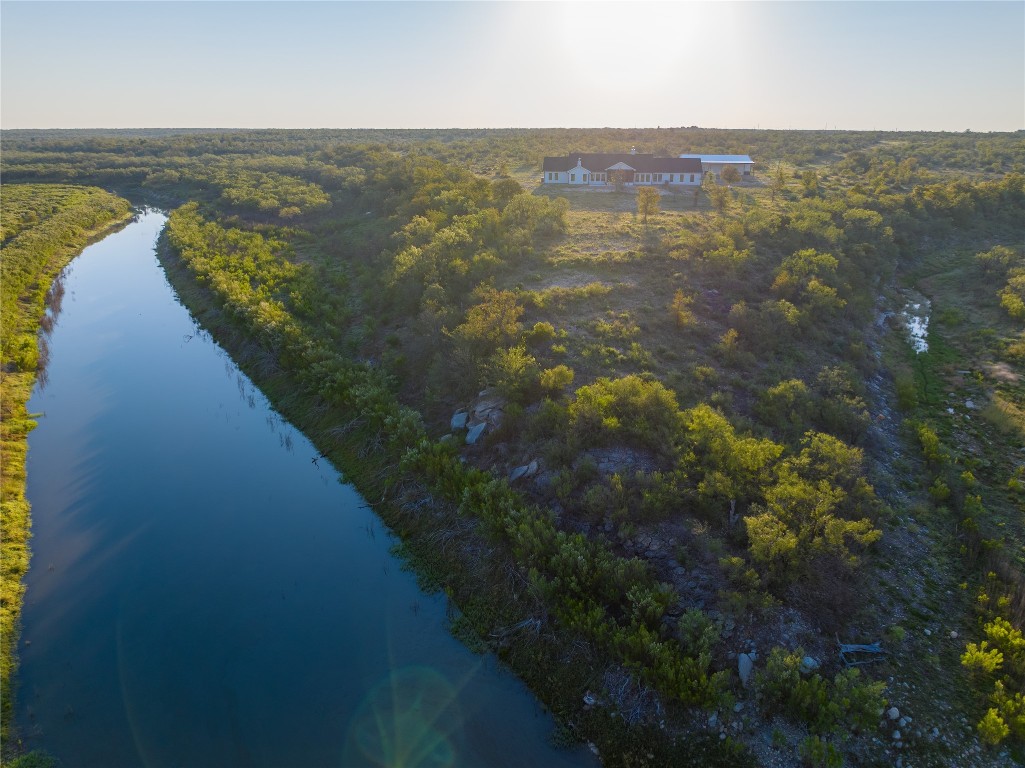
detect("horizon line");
top-left (3, 125), bottom-right (1024, 134)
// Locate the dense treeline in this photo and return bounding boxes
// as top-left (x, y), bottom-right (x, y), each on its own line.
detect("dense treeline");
top-left (3, 126), bottom-right (1024, 764)
top-left (0, 184), bottom-right (131, 752)
top-left (4, 127), bottom-right (1021, 193)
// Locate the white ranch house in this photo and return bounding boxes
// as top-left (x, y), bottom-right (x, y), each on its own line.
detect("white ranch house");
top-left (680, 154), bottom-right (755, 178)
top-left (542, 149), bottom-right (703, 187)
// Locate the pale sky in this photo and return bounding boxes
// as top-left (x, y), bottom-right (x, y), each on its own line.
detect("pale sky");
top-left (2, 1), bottom-right (1023, 131)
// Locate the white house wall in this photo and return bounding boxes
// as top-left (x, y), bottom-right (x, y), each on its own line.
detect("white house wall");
top-left (701, 162), bottom-right (754, 176)
top-left (543, 168), bottom-right (703, 185)
top-left (667, 172), bottom-right (702, 185)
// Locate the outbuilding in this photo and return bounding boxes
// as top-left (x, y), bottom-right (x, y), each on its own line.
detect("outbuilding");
top-left (679, 154), bottom-right (755, 178)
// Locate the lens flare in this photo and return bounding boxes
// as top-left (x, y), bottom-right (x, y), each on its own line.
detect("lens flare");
top-left (343, 666), bottom-right (462, 768)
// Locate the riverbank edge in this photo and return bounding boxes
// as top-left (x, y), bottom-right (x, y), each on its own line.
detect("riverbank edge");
top-left (1, 205), bottom-right (135, 759)
top-left (153, 227), bottom-right (744, 765)
top-left (151, 231), bottom-right (617, 755)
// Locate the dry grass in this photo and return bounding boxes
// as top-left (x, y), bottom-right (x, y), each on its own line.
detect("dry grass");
top-left (986, 361), bottom-right (1021, 383)
top-left (980, 392), bottom-right (1025, 437)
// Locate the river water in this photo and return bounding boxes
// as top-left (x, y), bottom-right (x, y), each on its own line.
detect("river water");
top-left (17, 211), bottom-right (591, 767)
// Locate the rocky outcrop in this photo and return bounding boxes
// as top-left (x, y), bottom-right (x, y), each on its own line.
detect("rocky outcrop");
top-left (509, 459), bottom-right (539, 482)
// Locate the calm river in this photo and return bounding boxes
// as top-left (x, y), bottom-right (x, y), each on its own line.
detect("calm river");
top-left (17, 211), bottom-right (592, 767)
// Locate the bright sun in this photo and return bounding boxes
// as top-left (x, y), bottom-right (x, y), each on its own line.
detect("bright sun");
top-left (558, 2), bottom-right (724, 92)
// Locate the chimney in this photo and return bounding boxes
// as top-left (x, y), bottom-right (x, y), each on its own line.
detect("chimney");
top-left (630, 146), bottom-right (636, 155)
top-left (577, 157), bottom-right (582, 167)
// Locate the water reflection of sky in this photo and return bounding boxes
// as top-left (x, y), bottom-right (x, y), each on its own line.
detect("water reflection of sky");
top-left (900, 296), bottom-right (930, 354)
top-left (20, 211), bottom-right (593, 767)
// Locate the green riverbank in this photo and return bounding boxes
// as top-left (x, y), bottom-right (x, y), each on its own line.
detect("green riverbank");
top-left (155, 217), bottom-right (748, 767)
top-left (0, 184), bottom-right (133, 757)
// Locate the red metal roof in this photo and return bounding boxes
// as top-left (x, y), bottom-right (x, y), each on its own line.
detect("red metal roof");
top-left (542, 153), bottom-right (702, 174)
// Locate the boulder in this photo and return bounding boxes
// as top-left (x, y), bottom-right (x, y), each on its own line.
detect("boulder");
top-left (738, 653), bottom-right (755, 688)
top-left (509, 465), bottom-right (529, 482)
top-left (450, 411), bottom-right (468, 431)
top-left (887, 707), bottom-right (900, 721)
top-left (799, 656), bottom-right (821, 675)
top-left (474, 399), bottom-right (504, 420)
top-left (466, 422), bottom-right (487, 445)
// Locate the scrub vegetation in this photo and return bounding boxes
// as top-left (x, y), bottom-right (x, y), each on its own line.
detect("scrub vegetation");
top-left (2, 127), bottom-right (1023, 766)
top-left (0, 184), bottom-right (131, 754)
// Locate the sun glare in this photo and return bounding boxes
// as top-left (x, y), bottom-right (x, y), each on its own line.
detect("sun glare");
top-left (558, 2), bottom-right (728, 93)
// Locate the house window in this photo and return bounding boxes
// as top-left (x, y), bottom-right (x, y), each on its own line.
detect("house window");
top-left (654, 174), bottom-right (663, 182)
top-left (570, 173), bottom-right (575, 182)
top-left (584, 174), bottom-right (589, 183)
top-left (690, 174), bottom-right (695, 182)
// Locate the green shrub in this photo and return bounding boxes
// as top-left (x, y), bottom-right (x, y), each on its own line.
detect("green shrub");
top-left (719, 556), bottom-right (762, 592)
top-left (756, 647), bottom-right (886, 734)
top-left (885, 625), bottom-right (907, 643)
top-left (10, 752), bottom-right (59, 768)
top-left (539, 365), bottom-right (574, 396)
top-left (894, 368), bottom-right (918, 411)
top-left (677, 609), bottom-right (721, 657)
top-left (978, 707), bottom-right (1011, 745)
top-left (916, 422), bottom-right (945, 465)
top-left (568, 375), bottom-right (684, 457)
top-left (929, 478), bottom-right (951, 503)
top-left (991, 680), bottom-right (1025, 741)
top-left (489, 344), bottom-right (541, 403)
top-left (524, 320), bottom-right (556, 346)
top-left (799, 735), bottom-right (842, 768)
top-left (671, 289), bottom-right (695, 327)
top-left (984, 617), bottom-right (1025, 677)
top-left (756, 379), bottom-right (814, 441)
